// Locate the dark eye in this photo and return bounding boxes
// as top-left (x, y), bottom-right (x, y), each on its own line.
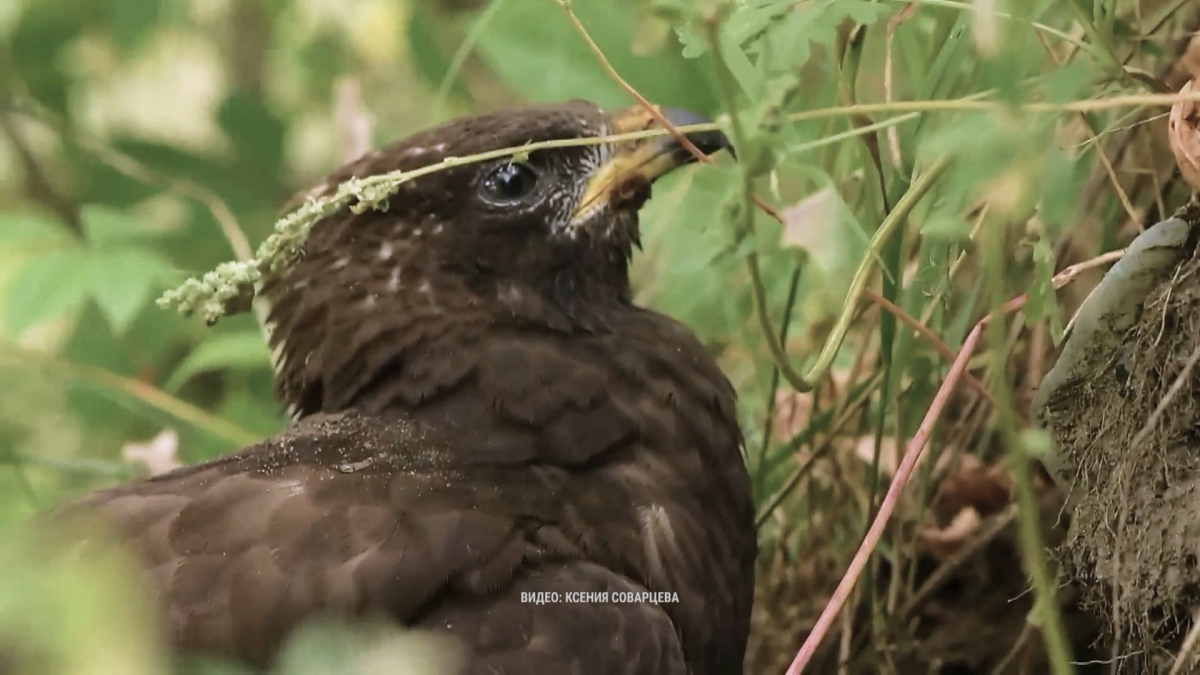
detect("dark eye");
top-left (480, 162), bottom-right (539, 205)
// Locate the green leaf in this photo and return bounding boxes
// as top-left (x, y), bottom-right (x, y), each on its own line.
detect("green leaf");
top-left (80, 205), bottom-right (159, 244)
top-left (474, 2), bottom-right (625, 106)
top-left (8, 1), bottom-right (83, 114)
top-left (4, 250), bottom-right (91, 336)
top-left (407, 2), bottom-right (460, 97)
top-left (675, 0), bottom-right (792, 59)
top-left (475, 0), bottom-right (716, 111)
top-left (1019, 427), bottom-right (1055, 462)
top-left (778, 175), bottom-right (868, 306)
top-left (0, 213), bottom-right (75, 247)
top-left (920, 192), bottom-right (973, 241)
top-left (216, 92), bottom-right (286, 187)
top-left (165, 331), bottom-right (272, 393)
top-left (108, 0), bottom-right (163, 54)
top-left (1025, 236), bottom-right (1064, 344)
top-left (763, 0), bottom-right (890, 69)
top-left (84, 248), bottom-right (175, 335)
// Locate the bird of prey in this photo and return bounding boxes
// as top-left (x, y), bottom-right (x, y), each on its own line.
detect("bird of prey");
top-left (55, 101), bottom-right (755, 674)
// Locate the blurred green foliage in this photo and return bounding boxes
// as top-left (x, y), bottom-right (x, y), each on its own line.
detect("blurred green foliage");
top-left (0, 0), bottom-right (1194, 671)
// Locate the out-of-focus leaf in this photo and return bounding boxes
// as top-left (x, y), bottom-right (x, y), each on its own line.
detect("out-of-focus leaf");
top-left (473, 2), bottom-right (624, 105)
top-left (475, 0), bottom-right (716, 111)
top-left (276, 619), bottom-right (468, 675)
top-left (296, 29), bottom-right (359, 105)
top-left (4, 249), bottom-right (91, 336)
top-left (1038, 148), bottom-right (1086, 238)
top-left (674, 0), bottom-right (792, 58)
top-left (779, 180), bottom-right (868, 303)
top-left (81, 205), bottom-right (161, 244)
top-left (8, 1), bottom-right (84, 113)
top-left (920, 191), bottom-right (973, 241)
top-left (763, 0), bottom-right (890, 69)
top-left (407, 2), bottom-right (465, 99)
top-left (216, 93), bottom-right (286, 193)
top-left (214, 388), bottom-right (288, 444)
top-left (1038, 58), bottom-right (1095, 104)
top-left (109, 0), bottom-right (164, 54)
top-left (0, 524), bottom-right (165, 674)
top-left (84, 248), bottom-right (175, 335)
top-left (1026, 235), bottom-right (1064, 344)
top-left (165, 331), bottom-right (272, 393)
top-left (0, 213), bottom-right (75, 246)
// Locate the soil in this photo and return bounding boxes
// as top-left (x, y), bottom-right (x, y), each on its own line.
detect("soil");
top-left (1038, 202), bottom-right (1200, 672)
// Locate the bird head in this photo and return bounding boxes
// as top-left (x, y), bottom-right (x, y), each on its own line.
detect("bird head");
top-left (264, 101), bottom-right (731, 415)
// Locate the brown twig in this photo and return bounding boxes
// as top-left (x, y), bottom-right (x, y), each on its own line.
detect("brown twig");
top-left (863, 289), bottom-right (993, 403)
top-left (550, 0), bottom-right (786, 226)
top-left (0, 111), bottom-right (81, 233)
top-left (549, 0), bottom-right (708, 163)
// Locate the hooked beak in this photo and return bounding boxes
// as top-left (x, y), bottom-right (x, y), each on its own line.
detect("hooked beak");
top-left (571, 106), bottom-right (733, 224)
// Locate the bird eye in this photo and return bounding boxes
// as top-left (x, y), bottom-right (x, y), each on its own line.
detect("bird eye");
top-left (480, 162), bottom-right (539, 205)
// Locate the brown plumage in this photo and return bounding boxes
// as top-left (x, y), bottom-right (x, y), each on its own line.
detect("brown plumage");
top-left (56, 101), bottom-right (755, 673)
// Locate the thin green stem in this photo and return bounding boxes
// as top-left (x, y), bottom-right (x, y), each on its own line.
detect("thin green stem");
top-left (144, 87), bottom-right (1200, 322)
top-left (755, 372), bottom-right (884, 529)
top-left (783, 112), bottom-right (921, 158)
top-left (3, 451), bottom-right (134, 479)
top-left (751, 157), bottom-right (952, 392)
top-left (981, 215), bottom-right (1074, 674)
top-left (206, 89), bottom-right (1200, 223)
top-left (754, 265), bottom-right (803, 492)
top-left (430, 0), bottom-right (508, 123)
top-left (884, 0), bottom-right (1092, 52)
top-left (0, 344), bottom-right (259, 448)
top-left (1062, 0), bottom-right (1126, 78)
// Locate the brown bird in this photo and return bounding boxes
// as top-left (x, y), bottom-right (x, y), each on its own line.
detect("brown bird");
top-left (55, 101), bottom-right (755, 673)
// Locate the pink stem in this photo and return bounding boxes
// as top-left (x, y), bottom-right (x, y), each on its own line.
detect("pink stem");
top-left (785, 321), bottom-right (986, 674)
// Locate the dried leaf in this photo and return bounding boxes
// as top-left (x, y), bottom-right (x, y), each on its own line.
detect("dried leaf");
top-left (771, 369), bottom-right (853, 441)
top-left (780, 184), bottom-right (867, 294)
top-left (920, 507), bottom-right (983, 560)
top-left (1168, 78), bottom-right (1200, 192)
top-left (849, 435), bottom-right (951, 479)
top-left (781, 186), bottom-right (840, 254)
top-left (936, 454), bottom-right (1012, 517)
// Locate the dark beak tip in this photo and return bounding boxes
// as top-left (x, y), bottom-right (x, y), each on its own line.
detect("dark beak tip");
top-left (660, 107), bottom-right (735, 160)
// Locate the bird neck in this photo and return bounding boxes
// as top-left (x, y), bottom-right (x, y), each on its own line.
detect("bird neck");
top-left (264, 257), bottom-right (635, 418)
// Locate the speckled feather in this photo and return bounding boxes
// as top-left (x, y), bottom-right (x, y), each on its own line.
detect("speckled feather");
top-left (54, 101), bottom-right (755, 674)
